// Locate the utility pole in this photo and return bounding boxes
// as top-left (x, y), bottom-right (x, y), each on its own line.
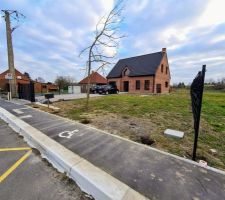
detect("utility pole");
top-left (3, 10), bottom-right (17, 97)
top-left (2, 10), bottom-right (25, 98)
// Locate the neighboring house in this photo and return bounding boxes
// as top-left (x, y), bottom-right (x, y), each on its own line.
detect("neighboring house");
top-left (107, 48), bottom-right (171, 93)
top-left (0, 68), bottom-right (58, 93)
top-left (79, 71), bottom-right (107, 93)
top-left (34, 81), bottom-right (59, 94)
top-left (0, 68), bottom-right (30, 91)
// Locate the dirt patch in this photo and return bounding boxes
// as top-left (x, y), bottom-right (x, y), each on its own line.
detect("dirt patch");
top-left (87, 112), bottom-right (157, 145)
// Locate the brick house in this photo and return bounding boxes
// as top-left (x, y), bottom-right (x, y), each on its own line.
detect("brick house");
top-left (34, 81), bottom-right (59, 93)
top-left (79, 71), bottom-right (107, 93)
top-left (0, 68), bottom-right (58, 93)
top-left (107, 48), bottom-right (171, 93)
top-left (0, 68), bottom-right (30, 91)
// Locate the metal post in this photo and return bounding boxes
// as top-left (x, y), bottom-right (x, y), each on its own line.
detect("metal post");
top-left (30, 81), bottom-right (35, 103)
top-left (190, 65), bottom-right (206, 161)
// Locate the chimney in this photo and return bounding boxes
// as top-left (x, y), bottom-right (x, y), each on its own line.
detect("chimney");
top-left (162, 48), bottom-right (167, 53)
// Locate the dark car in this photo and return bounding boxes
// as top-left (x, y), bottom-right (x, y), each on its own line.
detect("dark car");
top-left (98, 85), bottom-right (119, 95)
top-left (90, 85), bottom-right (102, 94)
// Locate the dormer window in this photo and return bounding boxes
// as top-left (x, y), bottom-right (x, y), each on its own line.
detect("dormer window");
top-left (123, 67), bottom-right (130, 76)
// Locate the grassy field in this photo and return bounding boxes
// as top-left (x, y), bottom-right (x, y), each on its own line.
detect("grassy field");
top-left (45, 90), bottom-right (225, 170)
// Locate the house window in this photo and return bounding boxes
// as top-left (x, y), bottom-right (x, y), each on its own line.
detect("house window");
top-left (42, 85), bottom-right (47, 89)
top-left (165, 82), bottom-right (168, 88)
top-left (144, 80), bottom-right (150, 90)
top-left (166, 67), bottom-right (168, 74)
top-left (161, 64), bottom-right (164, 73)
top-left (136, 80), bottom-right (140, 90)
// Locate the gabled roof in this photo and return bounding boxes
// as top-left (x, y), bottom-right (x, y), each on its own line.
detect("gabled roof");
top-left (79, 71), bottom-right (107, 84)
top-left (0, 68), bottom-right (30, 81)
top-left (107, 51), bottom-right (164, 78)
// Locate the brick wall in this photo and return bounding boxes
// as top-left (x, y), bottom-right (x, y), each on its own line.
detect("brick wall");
top-left (154, 53), bottom-right (171, 93)
top-left (0, 69), bottom-right (30, 91)
top-left (108, 76), bottom-right (155, 93)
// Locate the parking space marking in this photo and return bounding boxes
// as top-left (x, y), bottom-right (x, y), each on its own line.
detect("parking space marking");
top-left (0, 148), bottom-right (32, 183)
top-left (58, 130), bottom-right (79, 139)
top-left (19, 115), bottom-right (32, 119)
top-left (12, 108), bottom-right (29, 114)
top-left (0, 147), bottom-right (31, 152)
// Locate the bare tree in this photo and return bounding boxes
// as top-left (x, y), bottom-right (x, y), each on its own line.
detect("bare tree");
top-left (79, 0), bottom-right (125, 109)
top-left (55, 76), bottom-right (76, 94)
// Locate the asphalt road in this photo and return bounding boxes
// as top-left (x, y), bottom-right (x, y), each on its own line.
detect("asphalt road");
top-left (1, 99), bottom-right (225, 200)
top-left (0, 119), bottom-right (93, 200)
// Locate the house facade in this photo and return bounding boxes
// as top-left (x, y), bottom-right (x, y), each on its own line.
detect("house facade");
top-left (107, 48), bottom-right (171, 93)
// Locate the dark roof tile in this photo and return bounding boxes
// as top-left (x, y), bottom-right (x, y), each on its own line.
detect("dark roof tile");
top-left (107, 51), bottom-right (163, 78)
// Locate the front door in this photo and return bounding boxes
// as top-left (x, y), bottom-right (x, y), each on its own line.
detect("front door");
top-left (123, 81), bottom-right (129, 92)
top-left (156, 84), bottom-right (161, 93)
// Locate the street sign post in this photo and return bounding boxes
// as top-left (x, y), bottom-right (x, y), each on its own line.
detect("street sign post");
top-left (190, 65), bottom-right (206, 161)
top-left (5, 73), bottom-right (13, 100)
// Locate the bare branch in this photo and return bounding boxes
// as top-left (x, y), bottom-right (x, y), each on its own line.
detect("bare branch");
top-left (78, 0), bottom-right (126, 109)
top-left (79, 45), bottom-right (91, 57)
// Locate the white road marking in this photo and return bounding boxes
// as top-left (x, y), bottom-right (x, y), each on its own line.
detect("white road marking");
top-left (12, 108), bottom-right (29, 114)
top-left (58, 130), bottom-right (79, 139)
top-left (13, 109), bottom-right (24, 114)
top-left (19, 115), bottom-right (32, 119)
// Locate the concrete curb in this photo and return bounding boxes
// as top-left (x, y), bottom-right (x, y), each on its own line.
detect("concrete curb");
top-left (0, 106), bottom-right (148, 200)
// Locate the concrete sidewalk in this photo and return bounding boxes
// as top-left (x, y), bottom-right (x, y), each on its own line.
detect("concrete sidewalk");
top-left (0, 99), bottom-right (225, 200)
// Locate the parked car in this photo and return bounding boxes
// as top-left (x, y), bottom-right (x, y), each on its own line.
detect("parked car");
top-left (98, 85), bottom-right (119, 94)
top-left (90, 85), bottom-right (102, 94)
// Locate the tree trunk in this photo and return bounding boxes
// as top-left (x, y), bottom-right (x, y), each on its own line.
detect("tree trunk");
top-left (86, 51), bottom-right (92, 110)
top-left (5, 11), bottom-right (17, 98)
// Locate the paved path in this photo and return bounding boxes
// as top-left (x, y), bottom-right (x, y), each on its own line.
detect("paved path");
top-left (0, 99), bottom-right (225, 200)
top-left (0, 119), bottom-right (92, 200)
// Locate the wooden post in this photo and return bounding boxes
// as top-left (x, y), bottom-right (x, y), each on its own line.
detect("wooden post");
top-left (4, 11), bottom-right (17, 98)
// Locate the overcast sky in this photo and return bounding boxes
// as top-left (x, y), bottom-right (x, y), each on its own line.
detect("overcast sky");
top-left (0, 0), bottom-right (225, 84)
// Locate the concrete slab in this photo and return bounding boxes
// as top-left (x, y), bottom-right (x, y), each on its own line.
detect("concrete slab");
top-left (164, 129), bottom-right (184, 138)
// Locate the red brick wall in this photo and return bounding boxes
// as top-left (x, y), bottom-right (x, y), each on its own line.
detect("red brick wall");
top-left (108, 76), bottom-right (155, 93)
top-left (154, 53), bottom-right (171, 93)
top-left (0, 69), bottom-right (30, 91)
